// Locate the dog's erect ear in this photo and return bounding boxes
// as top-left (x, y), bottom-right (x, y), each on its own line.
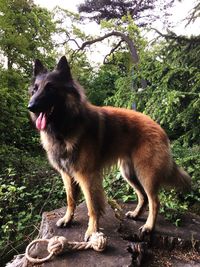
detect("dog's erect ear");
top-left (56, 56), bottom-right (72, 80)
top-left (34, 59), bottom-right (47, 77)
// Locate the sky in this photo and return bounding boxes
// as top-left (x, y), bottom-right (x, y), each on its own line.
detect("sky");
top-left (34, 0), bottom-right (83, 12)
top-left (34, 0), bottom-right (199, 35)
top-left (34, 0), bottom-right (200, 64)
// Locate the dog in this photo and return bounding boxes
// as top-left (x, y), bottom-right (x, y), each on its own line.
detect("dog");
top-left (28, 56), bottom-right (191, 241)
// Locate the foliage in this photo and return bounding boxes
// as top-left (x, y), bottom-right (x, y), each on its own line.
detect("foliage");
top-left (159, 142), bottom-right (200, 225)
top-left (133, 34), bottom-right (200, 145)
top-left (78, 0), bottom-right (175, 26)
top-left (0, 68), bottom-right (35, 149)
top-left (86, 15), bottom-right (146, 106)
top-left (0, 0), bottom-right (56, 75)
top-left (159, 189), bottom-right (188, 226)
top-left (86, 63), bottom-right (122, 105)
top-left (70, 53), bottom-right (93, 89)
top-left (172, 142), bottom-right (200, 203)
top-left (0, 145), bottom-right (65, 264)
top-left (103, 167), bottom-right (137, 202)
top-left (104, 32), bottom-right (200, 144)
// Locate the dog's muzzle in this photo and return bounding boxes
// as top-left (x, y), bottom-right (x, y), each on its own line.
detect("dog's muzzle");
top-left (28, 101), bottom-right (39, 113)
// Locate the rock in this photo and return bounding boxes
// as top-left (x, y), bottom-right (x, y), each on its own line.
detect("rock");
top-left (7, 202), bottom-right (132, 267)
top-left (119, 202), bottom-right (200, 251)
top-left (6, 201), bottom-right (200, 267)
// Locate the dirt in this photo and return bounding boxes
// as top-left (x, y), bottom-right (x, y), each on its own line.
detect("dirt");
top-left (143, 248), bottom-right (200, 267)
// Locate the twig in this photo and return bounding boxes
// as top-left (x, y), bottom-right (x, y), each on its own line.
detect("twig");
top-left (103, 40), bottom-right (124, 64)
top-left (185, 2), bottom-right (200, 27)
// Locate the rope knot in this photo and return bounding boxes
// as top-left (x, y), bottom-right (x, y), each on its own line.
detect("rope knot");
top-left (89, 232), bottom-right (107, 252)
top-left (47, 236), bottom-right (66, 255)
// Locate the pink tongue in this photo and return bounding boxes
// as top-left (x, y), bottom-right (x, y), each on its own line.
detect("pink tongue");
top-left (36, 112), bottom-right (47, 130)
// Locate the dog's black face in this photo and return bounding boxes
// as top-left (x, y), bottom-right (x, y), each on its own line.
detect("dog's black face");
top-left (28, 56), bottom-right (84, 131)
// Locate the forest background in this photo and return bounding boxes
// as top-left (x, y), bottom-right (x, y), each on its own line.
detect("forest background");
top-left (0, 0), bottom-right (199, 265)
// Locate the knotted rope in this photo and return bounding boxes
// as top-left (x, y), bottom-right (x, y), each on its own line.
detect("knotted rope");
top-left (25, 232), bottom-right (107, 264)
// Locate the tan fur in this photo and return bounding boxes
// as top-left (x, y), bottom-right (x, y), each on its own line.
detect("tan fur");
top-left (65, 137), bottom-right (78, 152)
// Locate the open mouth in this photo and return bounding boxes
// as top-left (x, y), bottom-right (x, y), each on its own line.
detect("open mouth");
top-left (36, 106), bottom-right (54, 131)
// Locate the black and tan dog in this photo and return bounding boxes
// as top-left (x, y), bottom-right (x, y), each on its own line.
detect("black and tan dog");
top-left (28, 56), bottom-right (191, 241)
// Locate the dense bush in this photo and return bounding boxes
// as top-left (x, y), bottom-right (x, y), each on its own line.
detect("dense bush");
top-left (0, 146), bottom-right (65, 264)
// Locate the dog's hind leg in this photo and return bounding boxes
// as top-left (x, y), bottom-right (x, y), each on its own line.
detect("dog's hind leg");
top-left (75, 171), bottom-right (106, 241)
top-left (137, 173), bottom-right (160, 235)
top-left (56, 171), bottom-right (80, 227)
top-left (119, 159), bottom-right (148, 219)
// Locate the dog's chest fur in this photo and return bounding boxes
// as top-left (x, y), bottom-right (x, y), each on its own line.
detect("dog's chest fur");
top-left (40, 131), bottom-right (78, 175)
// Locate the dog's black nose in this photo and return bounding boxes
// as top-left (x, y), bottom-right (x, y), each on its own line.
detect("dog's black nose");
top-left (28, 101), bottom-right (38, 112)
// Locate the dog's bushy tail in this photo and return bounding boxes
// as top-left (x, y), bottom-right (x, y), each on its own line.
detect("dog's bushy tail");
top-left (168, 161), bottom-right (191, 192)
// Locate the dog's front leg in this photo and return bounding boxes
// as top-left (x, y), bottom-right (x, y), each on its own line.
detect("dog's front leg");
top-left (56, 171), bottom-right (79, 227)
top-left (75, 172), bottom-right (105, 241)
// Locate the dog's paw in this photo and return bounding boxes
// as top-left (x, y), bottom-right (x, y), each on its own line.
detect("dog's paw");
top-left (139, 224), bottom-right (153, 239)
top-left (84, 229), bottom-right (97, 242)
top-left (125, 210), bottom-right (139, 220)
top-left (56, 216), bottom-right (72, 228)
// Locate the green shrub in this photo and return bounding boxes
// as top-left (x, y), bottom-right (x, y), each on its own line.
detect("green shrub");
top-left (0, 146), bottom-right (65, 264)
top-left (103, 167), bottom-right (137, 202)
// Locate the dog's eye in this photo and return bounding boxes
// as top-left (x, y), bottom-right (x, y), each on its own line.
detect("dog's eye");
top-left (32, 85), bottom-right (38, 96)
top-left (45, 83), bottom-right (55, 93)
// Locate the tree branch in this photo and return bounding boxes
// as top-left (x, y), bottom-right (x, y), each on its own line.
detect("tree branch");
top-left (74, 31), bottom-right (139, 64)
top-left (103, 40), bottom-right (123, 64)
top-left (151, 28), bottom-right (199, 43)
top-left (185, 2), bottom-right (200, 27)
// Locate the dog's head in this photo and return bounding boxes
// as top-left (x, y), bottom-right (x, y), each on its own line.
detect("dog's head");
top-left (28, 56), bottom-right (85, 131)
